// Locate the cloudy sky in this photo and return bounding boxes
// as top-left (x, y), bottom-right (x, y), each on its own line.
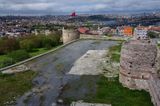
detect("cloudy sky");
top-left (0, 0), bottom-right (160, 15)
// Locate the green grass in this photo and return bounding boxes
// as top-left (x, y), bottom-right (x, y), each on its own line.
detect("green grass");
top-left (0, 71), bottom-right (37, 106)
top-left (84, 76), bottom-right (153, 106)
top-left (158, 44), bottom-right (160, 48)
top-left (0, 55), bottom-right (13, 68)
top-left (108, 44), bottom-right (122, 53)
top-left (108, 44), bottom-right (122, 63)
top-left (29, 45), bottom-right (62, 57)
top-left (0, 55), bottom-right (9, 60)
top-left (110, 53), bottom-right (120, 63)
top-left (0, 44), bottom-right (62, 68)
top-left (29, 48), bottom-right (50, 57)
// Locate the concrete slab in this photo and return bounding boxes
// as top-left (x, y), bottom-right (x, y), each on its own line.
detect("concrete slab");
top-left (71, 101), bottom-right (111, 106)
top-left (68, 50), bottom-right (106, 75)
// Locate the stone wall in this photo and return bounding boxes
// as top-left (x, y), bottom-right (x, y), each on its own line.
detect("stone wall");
top-left (62, 29), bottom-right (80, 44)
top-left (119, 39), bottom-right (157, 90)
top-left (119, 39), bottom-right (160, 106)
top-left (80, 34), bottom-right (100, 39)
top-left (148, 75), bottom-right (160, 106)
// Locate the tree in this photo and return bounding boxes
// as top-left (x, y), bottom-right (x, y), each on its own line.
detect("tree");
top-left (0, 38), bottom-right (19, 54)
top-left (148, 31), bottom-right (159, 38)
top-left (20, 39), bottom-right (34, 52)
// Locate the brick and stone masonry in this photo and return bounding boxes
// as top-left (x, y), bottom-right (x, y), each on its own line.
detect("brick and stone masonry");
top-left (62, 28), bottom-right (80, 44)
top-left (119, 39), bottom-right (160, 106)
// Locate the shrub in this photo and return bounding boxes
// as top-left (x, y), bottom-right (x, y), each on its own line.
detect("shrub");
top-left (0, 57), bottom-right (13, 68)
top-left (148, 31), bottom-right (159, 38)
top-left (0, 38), bottom-right (19, 54)
top-left (20, 39), bottom-right (35, 52)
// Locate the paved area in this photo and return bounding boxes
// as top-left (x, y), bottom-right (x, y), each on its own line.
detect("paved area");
top-left (68, 50), bottom-right (106, 75)
top-left (15, 40), bottom-right (117, 106)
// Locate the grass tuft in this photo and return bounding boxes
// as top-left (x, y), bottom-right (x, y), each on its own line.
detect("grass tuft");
top-left (0, 71), bottom-right (37, 106)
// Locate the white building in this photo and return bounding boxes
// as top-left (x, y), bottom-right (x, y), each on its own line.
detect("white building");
top-left (134, 26), bottom-right (148, 39)
top-left (116, 27), bottom-right (124, 36)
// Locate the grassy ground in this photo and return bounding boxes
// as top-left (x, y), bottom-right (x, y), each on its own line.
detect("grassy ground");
top-left (29, 45), bottom-right (62, 57)
top-left (158, 44), bottom-right (160, 48)
top-left (29, 48), bottom-right (51, 57)
top-left (0, 55), bottom-right (13, 68)
top-left (107, 43), bottom-right (122, 63)
top-left (0, 45), bottom-right (62, 68)
top-left (62, 76), bottom-right (153, 106)
top-left (84, 76), bottom-right (153, 106)
top-left (0, 71), bottom-right (37, 106)
top-left (0, 55), bottom-right (11, 63)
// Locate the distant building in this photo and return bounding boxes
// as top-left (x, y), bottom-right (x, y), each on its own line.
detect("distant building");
top-left (123, 26), bottom-right (133, 36)
top-left (70, 12), bottom-right (77, 17)
top-left (0, 32), bottom-right (5, 37)
top-left (78, 27), bottom-right (89, 34)
top-left (98, 27), bottom-right (111, 35)
top-left (148, 26), bottom-right (160, 33)
top-left (116, 26), bottom-right (133, 36)
top-left (134, 26), bottom-right (148, 39)
top-left (116, 27), bottom-right (124, 36)
top-left (45, 30), bottom-right (52, 36)
top-left (111, 29), bottom-right (117, 35)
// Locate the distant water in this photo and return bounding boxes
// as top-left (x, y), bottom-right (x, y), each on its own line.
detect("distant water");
top-left (156, 22), bottom-right (160, 26)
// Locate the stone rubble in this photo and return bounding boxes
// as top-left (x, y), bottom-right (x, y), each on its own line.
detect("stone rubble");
top-left (2, 65), bottom-right (29, 74)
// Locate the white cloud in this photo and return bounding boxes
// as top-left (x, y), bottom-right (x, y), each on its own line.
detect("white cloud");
top-left (0, 0), bottom-right (159, 15)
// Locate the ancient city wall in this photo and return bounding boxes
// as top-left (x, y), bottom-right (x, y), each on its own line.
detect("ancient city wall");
top-left (120, 39), bottom-right (157, 90)
top-left (62, 29), bottom-right (80, 44)
top-left (80, 34), bottom-right (100, 39)
top-left (148, 75), bottom-right (160, 106)
top-left (119, 39), bottom-right (160, 106)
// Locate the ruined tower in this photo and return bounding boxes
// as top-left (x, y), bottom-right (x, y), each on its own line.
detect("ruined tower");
top-left (119, 39), bottom-right (158, 90)
top-left (62, 28), bottom-right (80, 44)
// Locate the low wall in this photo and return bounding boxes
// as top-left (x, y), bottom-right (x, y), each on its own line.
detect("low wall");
top-left (0, 39), bottom-right (80, 73)
top-left (80, 34), bottom-right (100, 39)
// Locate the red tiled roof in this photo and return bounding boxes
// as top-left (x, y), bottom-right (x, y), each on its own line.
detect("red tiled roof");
top-left (78, 27), bottom-right (89, 34)
top-left (136, 26), bottom-right (149, 30)
top-left (149, 27), bottom-right (160, 32)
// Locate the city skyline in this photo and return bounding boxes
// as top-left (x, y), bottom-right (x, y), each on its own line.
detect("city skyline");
top-left (0, 0), bottom-right (160, 15)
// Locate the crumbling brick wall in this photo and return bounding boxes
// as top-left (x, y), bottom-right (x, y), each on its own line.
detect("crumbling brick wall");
top-left (148, 75), bottom-right (160, 106)
top-left (119, 39), bottom-right (157, 90)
